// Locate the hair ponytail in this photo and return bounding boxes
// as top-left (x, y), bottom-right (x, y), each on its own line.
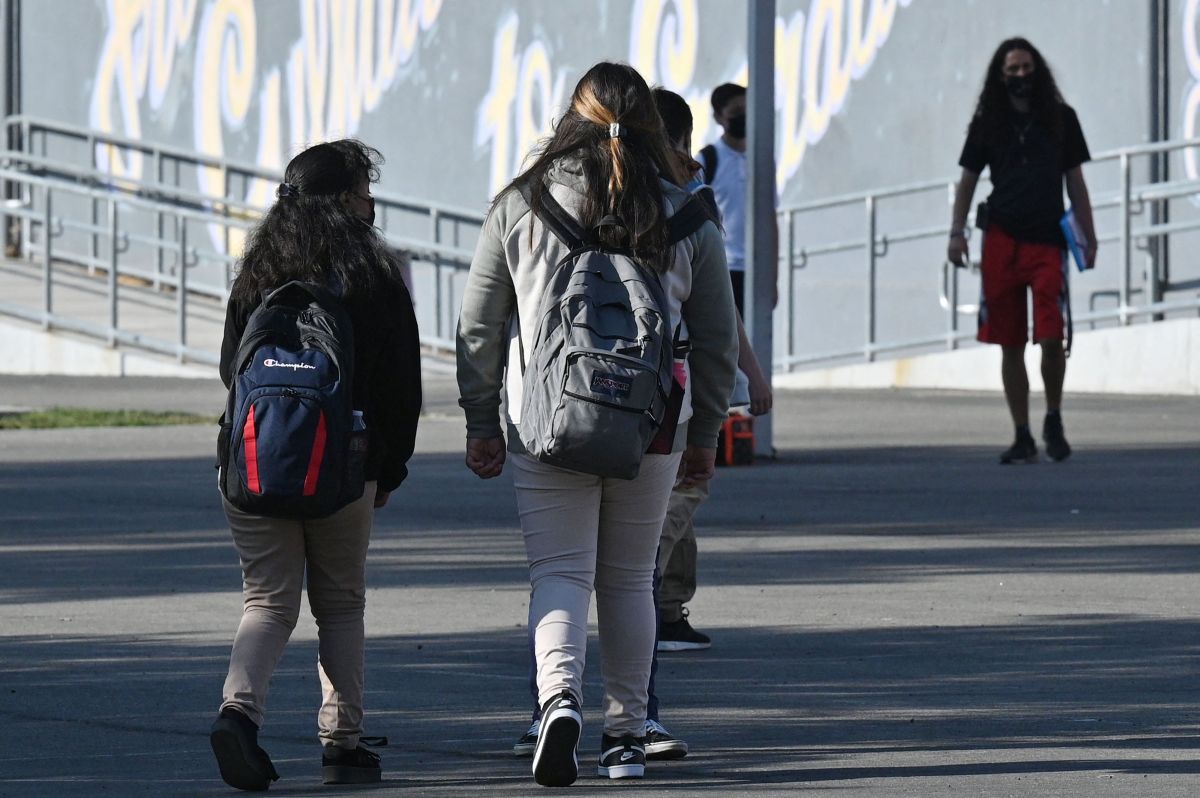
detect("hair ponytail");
top-left (497, 62), bottom-right (686, 272)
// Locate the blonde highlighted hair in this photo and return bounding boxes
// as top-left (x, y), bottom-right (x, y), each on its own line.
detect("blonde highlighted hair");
top-left (494, 62), bottom-right (686, 272)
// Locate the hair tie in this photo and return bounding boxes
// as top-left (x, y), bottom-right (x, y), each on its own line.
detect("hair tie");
top-left (276, 182), bottom-right (299, 199)
top-left (608, 123), bottom-right (623, 139)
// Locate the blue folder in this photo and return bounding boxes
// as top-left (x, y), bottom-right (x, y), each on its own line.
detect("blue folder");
top-left (1060, 209), bottom-right (1089, 272)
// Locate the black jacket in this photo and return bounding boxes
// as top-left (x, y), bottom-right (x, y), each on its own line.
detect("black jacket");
top-left (220, 276), bottom-right (422, 493)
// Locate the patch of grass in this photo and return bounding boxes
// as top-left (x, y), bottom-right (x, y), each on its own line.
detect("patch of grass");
top-left (0, 408), bottom-right (212, 430)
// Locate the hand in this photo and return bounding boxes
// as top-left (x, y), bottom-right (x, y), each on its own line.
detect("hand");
top-left (678, 445), bottom-right (716, 487)
top-left (746, 369), bottom-right (773, 416)
top-left (373, 489), bottom-right (390, 509)
top-left (466, 436), bottom-right (506, 479)
top-left (948, 235), bottom-right (968, 267)
top-left (1085, 239), bottom-right (1098, 269)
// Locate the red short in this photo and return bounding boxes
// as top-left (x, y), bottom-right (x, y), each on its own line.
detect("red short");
top-left (977, 225), bottom-right (1068, 346)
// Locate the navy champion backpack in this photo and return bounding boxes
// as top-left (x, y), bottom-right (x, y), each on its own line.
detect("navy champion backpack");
top-left (218, 281), bottom-right (367, 519)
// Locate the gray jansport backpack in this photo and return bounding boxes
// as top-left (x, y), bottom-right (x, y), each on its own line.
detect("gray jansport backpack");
top-left (515, 180), bottom-right (714, 479)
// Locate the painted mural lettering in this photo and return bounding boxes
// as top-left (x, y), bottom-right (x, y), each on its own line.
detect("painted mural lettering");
top-left (477, 0), bottom-right (912, 198)
top-left (89, 0), bottom-right (443, 251)
top-left (91, 0), bottom-right (199, 178)
top-left (476, 15), bottom-right (569, 198)
top-left (778, 0), bottom-right (913, 188)
top-left (1183, 0), bottom-right (1200, 184)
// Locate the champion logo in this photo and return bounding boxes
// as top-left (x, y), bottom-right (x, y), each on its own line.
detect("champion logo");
top-left (263, 358), bottom-right (317, 371)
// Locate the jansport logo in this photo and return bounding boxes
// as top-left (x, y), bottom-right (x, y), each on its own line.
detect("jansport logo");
top-left (590, 370), bottom-right (632, 399)
top-left (263, 358), bottom-right (317, 371)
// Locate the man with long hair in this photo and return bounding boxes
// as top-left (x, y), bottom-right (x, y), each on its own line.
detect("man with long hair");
top-left (948, 38), bottom-right (1097, 464)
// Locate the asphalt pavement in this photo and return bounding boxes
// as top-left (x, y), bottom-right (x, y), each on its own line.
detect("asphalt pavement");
top-left (0, 373), bottom-right (1197, 797)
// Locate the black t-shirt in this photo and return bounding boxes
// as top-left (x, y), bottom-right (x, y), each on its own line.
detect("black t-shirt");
top-left (958, 103), bottom-right (1090, 245)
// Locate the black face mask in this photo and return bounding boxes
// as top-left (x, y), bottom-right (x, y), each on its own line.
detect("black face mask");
top-left (726, 114), bottom-right (746, 139)
top-left (356, 212), bottom-right (376, 230)
top-left (1004, 74), bottom-right (1033, 99)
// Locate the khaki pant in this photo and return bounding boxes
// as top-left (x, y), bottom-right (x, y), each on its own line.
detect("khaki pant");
top-left (219, 483), bottom-right (377, 749)
top-left (655, 478), bottom-right (710, 622)
top-left (511, 451), bottom-right (681, 738)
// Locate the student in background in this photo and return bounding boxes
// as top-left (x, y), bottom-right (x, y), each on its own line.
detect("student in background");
top-left (948, 37), bottom-right (1096, 464)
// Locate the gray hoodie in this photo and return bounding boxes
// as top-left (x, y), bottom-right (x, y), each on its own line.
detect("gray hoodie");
top-left (456, 158), bottom-right (739, 452)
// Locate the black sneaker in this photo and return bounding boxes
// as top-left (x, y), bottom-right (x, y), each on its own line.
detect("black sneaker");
top-left (321, 739), bottom-right (384, 785)
top-left (532, 690), bottom-right (581, 787)
top-left (643, 718), bottom-right (688, 760)
top-left (513, 718), bottom-right (540, 757)
top-left (597, 734), bottom-right (645, 780)
top-left (1043, 413), bottom-right (1072, 462)
top-left (657, 608), bottom-right (711, 652)
top-left (999, 431), bottom-right (1038, 464)
top-left (209, 707), bottom-right (280, 792)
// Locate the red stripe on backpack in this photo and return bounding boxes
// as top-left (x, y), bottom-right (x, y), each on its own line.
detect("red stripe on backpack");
top-left (243, 404), bottom-right (261, 494)
top-left (303, 411), bottom-right (327, 496)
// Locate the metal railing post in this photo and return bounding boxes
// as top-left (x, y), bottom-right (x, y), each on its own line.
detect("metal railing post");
top-left (178, 220), bottom-right (188, 359)
top-left (1119, 152), bottom-right (1132, 326)
top-left (431, 209), bottom-right (443, 342)
top-left (222, 163), bottom-right (231, 257)
top-left (108, 199), bottom-right (119, 346)
top-left (154, 149), bottom-right (164, 289)
top-left (42, 187), bottom-right (52, 328)
top-left (865, 195), bottom-right (877, 361)
top-left (784, 209), bottom-right (796, 371)
top-left (87, 133), bottom-right (99, 275)
top-left (948, 262), bottom-right (959, 349)
top-left (20, 118), bottom-right (31, 258)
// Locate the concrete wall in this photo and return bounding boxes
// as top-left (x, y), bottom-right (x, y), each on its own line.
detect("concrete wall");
top-left (776, 317), bottom-right (1200, 396)
top-left (23, 1), bottom-right (1163, 208)
top-left (11, 0), bottom-right (1199, 373)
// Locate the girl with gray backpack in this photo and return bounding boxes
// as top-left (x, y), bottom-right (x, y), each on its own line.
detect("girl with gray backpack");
top-left (456, 62), bottom-right (738, 786)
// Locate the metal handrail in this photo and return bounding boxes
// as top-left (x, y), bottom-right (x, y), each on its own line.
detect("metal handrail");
top-left (0, 135), bottom-right (484, 363)
top-left (6, 114), bottom-right (1200, 372)
top-left (776, 135), bottom-right (1200, 369)
top-left (7, 115), bottom-right (488, 224)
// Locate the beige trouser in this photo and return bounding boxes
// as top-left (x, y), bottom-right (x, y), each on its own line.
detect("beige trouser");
top-left (655, 478), bottom-right (710, 622)
top-left (511, 451), bottom-right (681, 738)
top-left (219, 482), bottom-right (377, 749)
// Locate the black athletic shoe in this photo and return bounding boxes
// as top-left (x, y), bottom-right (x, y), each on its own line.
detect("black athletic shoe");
top-left (597, 734), bottom-right (645, 780)
top-left (532, 690), bottom-right (582, 787)
top-left (643, 719), bottom-right (689, 760)
top-left (209, 707), bottom-right (279, 792)
top-left (321, 740), bottom-right (383, 785)
top-left (999, 431), bottom-right (1039, 464)
top-left (657, 608), bottom-right (711, 652)
top-left (513, 719), bottom-right (540, 757)
top-left (1043, 413), bottom-right (1072, 462)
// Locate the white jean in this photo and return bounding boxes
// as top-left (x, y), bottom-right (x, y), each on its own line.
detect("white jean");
top-left (511, 451), bottom-right (682, 737)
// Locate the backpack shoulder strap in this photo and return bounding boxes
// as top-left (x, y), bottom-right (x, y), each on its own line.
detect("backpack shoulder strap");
top-left (699, 144), bottom-right (718, 184)
top-left (666, 190), bottom-right (720, 244)
top-left (517, 179), bottom-right (587, 250)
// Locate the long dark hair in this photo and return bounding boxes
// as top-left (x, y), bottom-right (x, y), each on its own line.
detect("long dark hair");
top-left (231, 139), bottom-right (400, 304)
top-left (972, 37), bottom-right (1065, 138)
top-left (498, 62), bottom-right (685, 273)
